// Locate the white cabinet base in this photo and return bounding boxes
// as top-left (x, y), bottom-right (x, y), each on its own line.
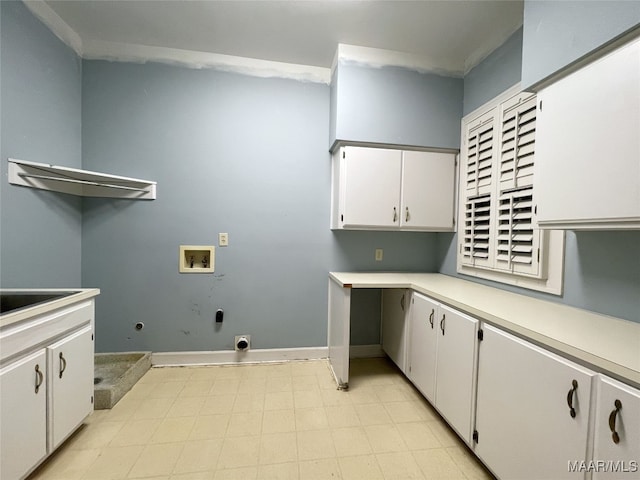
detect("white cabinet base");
top-left (0, 296), bottom-right (97, 479)
top-left (0, 350), bottom-right (48, 480)
top-left (408, 293), bottom-right (478, 445)
top-left (475, 324), bottom-right (595, 480)
top-left (381, 289), bottom-right (409, 373)
top-left (48, 325), bottom-right (94, 450)
top-left (592, 376), bottom-right (640, 479)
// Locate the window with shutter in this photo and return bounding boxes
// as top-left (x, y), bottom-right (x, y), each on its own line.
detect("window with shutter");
top-left (457, 86), bottom-right (563, 295)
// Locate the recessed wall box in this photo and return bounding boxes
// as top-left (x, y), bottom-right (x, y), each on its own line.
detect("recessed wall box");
top-left (179, 245), bottom-right (215, 273)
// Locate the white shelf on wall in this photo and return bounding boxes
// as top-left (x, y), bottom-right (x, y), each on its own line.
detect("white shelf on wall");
top-left (7, 159), bottom-right (157, 200)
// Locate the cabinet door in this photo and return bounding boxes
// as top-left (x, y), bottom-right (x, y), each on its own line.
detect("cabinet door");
top-left (400, 151), bottom-right (455, 230)
top-left (592, 376), bottom-right (640, 479)
top-left (0, 349), bottom-right (48, 480)
top-left (341, 147), bottom-right (402, 228)
top-left (328, 278), bottom-right (351, 389)
top-left (48, 325), bottom-right (94, 449)
top-left (475, 324), bottom-right (594, 480)
top-left (434, 305), bottom-right (478, 444)
top-left (381, 289), bottom-right (408, 373)
top-left (535, 37), bottom-right (640, 228)
top-left (408, 293), bottom-right (439, 402)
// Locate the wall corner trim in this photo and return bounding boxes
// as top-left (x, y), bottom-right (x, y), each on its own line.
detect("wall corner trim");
top-left (22, 0), bottom-right (83, 56)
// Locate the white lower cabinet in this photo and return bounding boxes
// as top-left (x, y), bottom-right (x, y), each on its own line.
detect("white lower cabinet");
top-left (474, 324), bottom-right (595, 480)
top-left (48, 325), bottom-right (95, 450)
top-left (592, 376), bottom-right (640, 479)
top-left (0, 350), bottom-right (48, 480)
top-left (381, 289), bottom-right (409, 373)
top-left (408, 292), bottom-right (479, 444)
top-left (376, 288), bottom-right (639, 480)
top-left (407, 293), bottom-right (438, 401)
top-left (0, 300), bottom-right (96, 479)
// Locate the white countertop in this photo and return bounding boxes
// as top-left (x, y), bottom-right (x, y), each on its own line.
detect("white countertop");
top-left (0, 288), bottom-right (100, 328)
top-left (330, 272), bottom-right (640, 388)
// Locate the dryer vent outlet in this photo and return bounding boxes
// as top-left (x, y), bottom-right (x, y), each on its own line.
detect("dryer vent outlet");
top-left (235, 335), bottom-right (251, 351)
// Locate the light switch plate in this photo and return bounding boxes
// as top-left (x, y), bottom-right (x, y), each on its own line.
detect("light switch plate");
top-left (219, 233), bottom-right (229, 247)
top-left (375, 249), bottom-right (383, 261)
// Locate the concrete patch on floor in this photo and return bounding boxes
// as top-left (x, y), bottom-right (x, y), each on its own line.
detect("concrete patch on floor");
top-left (94, 352), bottom-right (151, 409)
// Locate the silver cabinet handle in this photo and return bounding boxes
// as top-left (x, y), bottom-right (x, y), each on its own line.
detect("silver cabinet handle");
top-left (393, 207), bottom-right (397, 222)
top-left (405, 206), bottom-right (410, 222)
top-left (429, 309), bottom-right (434, 329)
top-left (400, 294), bottom-right (405, 311)
top-left (440, 314), bottom-right (446, 335)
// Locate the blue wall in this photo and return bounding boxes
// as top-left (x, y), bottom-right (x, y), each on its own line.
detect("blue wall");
top-left (3, 1), bottom-right (638, 363)
top-left (81, 61), bottom-right (438, 352)
top-left (463, 28), bottom-right (523, 116)
top-left (330, 61), bottom-right (463, 149)
top-left (438, 231), bottom-right (640, 323)
top-left (522, 0), bottom-right (640, 89)
top-left (438, 24), bottom-right (640, 323)
top-left (0, 0), bottom-right (83, 288)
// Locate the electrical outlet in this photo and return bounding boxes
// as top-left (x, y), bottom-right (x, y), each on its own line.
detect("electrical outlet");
top-left (219, 233), bottom-right (229, 247)
top-left (375, 249), bottom-right (383, 261)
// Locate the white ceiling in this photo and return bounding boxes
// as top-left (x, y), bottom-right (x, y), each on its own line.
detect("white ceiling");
top-left (36, 0), bottom-right (523, 77)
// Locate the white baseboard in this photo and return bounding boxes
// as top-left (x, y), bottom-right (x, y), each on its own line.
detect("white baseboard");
top-left (151, 346), bottom-right (328, 367)
top-left (350, 344), bottom-right (385, 358)
top-left (150, 345), bottom-right (384, 366)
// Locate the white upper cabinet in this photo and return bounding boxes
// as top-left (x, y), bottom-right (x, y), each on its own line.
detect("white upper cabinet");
top-left (336, 147), bottom-right (402, 229)
top-left (331, 146), bottom-right (456, 231)
top-left (401, 151), bottom-right (455, 230)
top-left (535, 36), bottom-right (640, 229)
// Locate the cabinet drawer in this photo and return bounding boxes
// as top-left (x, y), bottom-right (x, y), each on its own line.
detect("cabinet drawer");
top-left (0, 301), bottom-right (93, 364)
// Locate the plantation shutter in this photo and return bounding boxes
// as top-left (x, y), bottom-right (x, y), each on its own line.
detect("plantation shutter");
top-left (495, 187), bottom-right (542, 276)
top-left (499, 93), bottom-right (537, 191)
top-left (461, 195), bottom-right (493, 268)
top-left (465, 109), bottom-right (497, 197)
top-left (458, 88), bottom-right (561, 290)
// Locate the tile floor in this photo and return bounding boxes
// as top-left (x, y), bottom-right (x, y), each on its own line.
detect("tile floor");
top-left (28, 357), bottom-right (495, 480)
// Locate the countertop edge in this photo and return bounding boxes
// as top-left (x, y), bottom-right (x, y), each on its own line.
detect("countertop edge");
top-left (0, 289), bottom-right (100, 328)
top-left (329, 272), bottom-right (640, 389)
